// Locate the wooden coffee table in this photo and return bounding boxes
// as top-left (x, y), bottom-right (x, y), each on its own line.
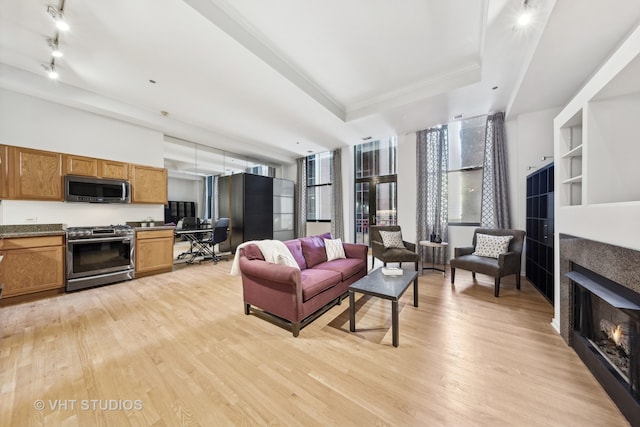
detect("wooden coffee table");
top-left (349, 267), bottom-right (419, 347)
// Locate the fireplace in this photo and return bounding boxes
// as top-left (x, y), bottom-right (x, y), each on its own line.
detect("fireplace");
top-left (560, 235), bottom-right (640, 426)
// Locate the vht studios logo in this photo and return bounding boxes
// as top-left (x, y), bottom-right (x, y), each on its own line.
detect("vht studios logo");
top-left (34, 399), bottom-right (143, 411)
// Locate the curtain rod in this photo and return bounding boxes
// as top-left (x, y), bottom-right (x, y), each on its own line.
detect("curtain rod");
top-left (403, 112), bottom-right (493, 136)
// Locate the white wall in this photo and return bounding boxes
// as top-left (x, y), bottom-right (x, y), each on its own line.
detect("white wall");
top-left (0, 88), bottom-right (164, 226)
top-left (506, 108), bottom-right (560, 232)
top-left (168, 177), bottom-right (200, 203)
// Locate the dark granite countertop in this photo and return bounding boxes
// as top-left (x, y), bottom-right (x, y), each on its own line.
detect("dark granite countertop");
top-left (0, 224), bottom-right (66, 238)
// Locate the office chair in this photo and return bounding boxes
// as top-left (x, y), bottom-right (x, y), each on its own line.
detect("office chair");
top-left (209, 218), bottom-right (230, 264)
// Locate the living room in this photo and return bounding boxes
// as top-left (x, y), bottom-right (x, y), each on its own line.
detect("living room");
top-left (2, 1), bottom-right (640, 426)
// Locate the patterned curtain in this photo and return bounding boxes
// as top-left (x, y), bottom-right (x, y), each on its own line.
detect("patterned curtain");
top-left (331, 148), bottom-right (344, 239)
top-left (416, 126), bottom-right (449, 265)
top-left (481, 112), bottom-right (511, 229)
top-left (295, 157), bottom-right (307, 238)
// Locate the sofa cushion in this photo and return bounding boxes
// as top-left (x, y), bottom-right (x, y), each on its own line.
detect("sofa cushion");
top-left (450, 254), bottom-right (500, 276)
top-left (300, 235), bottom-right (328, 268)
top-left (300, 269), bottom-right (342, 302)
top-left (313, 258), bottom-right (365, 282)
top-left (284, 239), bottom-right (307, 270)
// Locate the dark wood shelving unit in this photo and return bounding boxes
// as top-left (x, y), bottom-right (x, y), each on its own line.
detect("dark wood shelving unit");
top-left (525, 162), bottom-right (554, 304)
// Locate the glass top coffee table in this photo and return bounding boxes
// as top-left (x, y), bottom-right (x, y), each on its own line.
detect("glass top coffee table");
top-left (349, 267), bottom-right (419, 347)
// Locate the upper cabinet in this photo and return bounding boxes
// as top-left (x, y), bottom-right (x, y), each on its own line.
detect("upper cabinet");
top-left (0, 144), bottom-right (166, 204)
top-left (130, 164), bottom-right (167, 204)
top-left (63, 155), bottom-right (129, 180)
top-left (99, 159), bottom-right (129, 179)
top-left (0, 145), bottom-right (9, 198)
top-left (7, 146), bottom-right (63, 201)
top-left (63, 154), bottom-right (99, 177)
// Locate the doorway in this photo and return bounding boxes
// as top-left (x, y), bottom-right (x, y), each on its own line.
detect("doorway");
top-left (355, 176), bottom-right (397, 245)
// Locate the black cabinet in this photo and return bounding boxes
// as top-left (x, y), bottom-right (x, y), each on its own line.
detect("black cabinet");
top-left (218, 173), bottom-right (274, 252)
top-left (526, 163), bottom-right (554, 303)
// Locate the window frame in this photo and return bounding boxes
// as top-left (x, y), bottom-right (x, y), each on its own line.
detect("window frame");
top-left (305, 151), bottom-right (333, 222)
top-left (446, 116), bottom-right (486, 226)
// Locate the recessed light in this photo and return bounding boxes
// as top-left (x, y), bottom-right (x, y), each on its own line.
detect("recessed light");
top-left (160, 110), bottom-right (168, 116)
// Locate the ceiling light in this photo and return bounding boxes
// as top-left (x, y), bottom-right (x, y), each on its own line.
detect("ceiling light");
top-left (47, 37), bottom-right (63, 58)
top-left (518, 11), bottom-right (532, 26)
top-left (517, 0), bottom-right (532, 27)
top-left (42, 62), bottom-right (58, 79)
top-left (47, 5), bottom-right (69, 31)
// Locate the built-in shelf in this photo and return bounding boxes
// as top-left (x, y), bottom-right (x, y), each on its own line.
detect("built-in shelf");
top-left (562, 175), bottom-right (582, 184)
top-left (561, 144), bottom-right (583, 158)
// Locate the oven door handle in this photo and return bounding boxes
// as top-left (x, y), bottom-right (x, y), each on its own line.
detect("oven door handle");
top-left (69, 236), bottom-right (133, 244)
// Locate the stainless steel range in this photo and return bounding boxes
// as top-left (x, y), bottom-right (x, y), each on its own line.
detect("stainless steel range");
top-left (66, 224), bottom-right (135, 291)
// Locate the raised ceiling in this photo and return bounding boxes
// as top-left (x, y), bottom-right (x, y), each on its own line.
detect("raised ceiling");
top-left (1, 0), bottom-right (640, 166)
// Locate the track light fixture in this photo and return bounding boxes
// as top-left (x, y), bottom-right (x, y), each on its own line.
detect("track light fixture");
top-left (42, 61), bottom-right (59, 79)
top-left (47, 5), bottom-right (69, 31)
top-left (47, 37), bottom-right (63, 58)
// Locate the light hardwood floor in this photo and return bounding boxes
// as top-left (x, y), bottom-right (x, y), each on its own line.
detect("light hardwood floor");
top-left (0, 260), bottom-right (629, 426)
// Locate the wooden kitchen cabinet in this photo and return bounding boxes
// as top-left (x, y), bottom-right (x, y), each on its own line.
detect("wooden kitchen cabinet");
top-left (0, 144), bottom-right (9, 198)
top-left (0, 236), bottom-right (65, 298)
top-left (99, 159), bottom-right (129, 179)
top-left (129, 164), bottom-right (168, 204)
top-left (63, 154), bottom-right (99, 177)
top-left (8, 146), bottom-right (63, 200)
top-left (63, 155), bottom-right (129, 180)
top-left (135, 229), bottom-right (174, 277)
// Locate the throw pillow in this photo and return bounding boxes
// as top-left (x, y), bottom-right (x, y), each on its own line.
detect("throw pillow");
top-left (324, 238), bottom-right (346, 261)
top-left (473, 234), bottom-right (513, 258)
top-left (300, 235), bottom-right (328, 268)
top-left (276, 253), bottom-right (300, 269)
top-left (379, 230), bottom-right (406, 249)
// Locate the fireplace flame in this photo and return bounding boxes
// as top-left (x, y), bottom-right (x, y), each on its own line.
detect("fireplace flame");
top-left (612, 325), bottom-right (623, 346)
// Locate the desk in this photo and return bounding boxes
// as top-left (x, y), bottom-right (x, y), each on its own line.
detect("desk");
top-left (419, 241), bottom-right (448, 275)
top-left (175, 227), bottom-right (213, 264)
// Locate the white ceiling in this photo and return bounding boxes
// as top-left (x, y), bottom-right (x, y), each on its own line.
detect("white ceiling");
top-left (1, 0), bottom-right (640, 167)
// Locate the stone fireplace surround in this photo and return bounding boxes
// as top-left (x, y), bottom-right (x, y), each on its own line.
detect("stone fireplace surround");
top-left (559, 233), bottom-right (640, 425)
top-left (559, 234), bottom-right (640, 343)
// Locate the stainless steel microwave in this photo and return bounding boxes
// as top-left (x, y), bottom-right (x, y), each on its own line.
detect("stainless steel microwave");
top-left (64, 175), bottom-right (131, 203)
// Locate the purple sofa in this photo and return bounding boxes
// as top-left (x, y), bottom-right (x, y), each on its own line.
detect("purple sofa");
top-left (238, 233), bottom-right (368, 336)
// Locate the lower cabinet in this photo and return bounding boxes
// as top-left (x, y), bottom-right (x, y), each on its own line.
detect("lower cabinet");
top-left (0, 236), bottom-right (65, 298)
top-left (135, 229), bottom-right (174, 277)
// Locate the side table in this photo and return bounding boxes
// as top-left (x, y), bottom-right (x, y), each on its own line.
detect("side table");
top-left (419, 240), bottom-right (448, 275)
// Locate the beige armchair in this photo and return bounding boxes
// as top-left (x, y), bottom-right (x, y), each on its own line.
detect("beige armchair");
top-left (450, 228), bottom-right (525, 297)
top-left (370, 225), bottom-right (419, 271)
